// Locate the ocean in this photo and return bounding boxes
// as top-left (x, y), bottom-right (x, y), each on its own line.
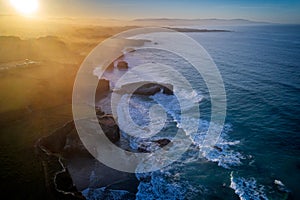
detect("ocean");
top-left (89, 25), bottom-right (300, 200)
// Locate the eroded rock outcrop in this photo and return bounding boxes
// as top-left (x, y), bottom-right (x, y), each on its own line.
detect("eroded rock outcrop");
top-left (134, 83), bottom-right (173, 96)
top-left (116, 82), bottom-right (174, 96)
top-left (117, 61), bottom-right (128, 70)
top-left (153, 138), bottom-right (171, 148)
top-left (96, 79), bottom-right (110, 93)
top-left (35, 121), bottom-right (86, 200)
top-left (97, 114), bottom-right (120, 143)
top-left (106, 62), bottom-right (115, 71)
top-left (137, 139), bottom-right (172, 153)
top-left (35, 109), bottom-right (121, 199)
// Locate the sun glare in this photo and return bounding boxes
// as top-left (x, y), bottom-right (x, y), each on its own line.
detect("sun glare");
top-left (10, 0), bottom-right (39, 15)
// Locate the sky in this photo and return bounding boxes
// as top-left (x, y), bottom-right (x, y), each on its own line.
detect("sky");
top-left (1, 0), bottom-right (300, 23)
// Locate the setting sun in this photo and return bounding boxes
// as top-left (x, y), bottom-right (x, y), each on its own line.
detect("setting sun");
top-left (10, 0), bottom-right (38, 15)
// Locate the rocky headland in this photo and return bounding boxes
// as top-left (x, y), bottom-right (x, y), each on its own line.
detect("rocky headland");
top-left (35, 55), bottom-right (175, 199)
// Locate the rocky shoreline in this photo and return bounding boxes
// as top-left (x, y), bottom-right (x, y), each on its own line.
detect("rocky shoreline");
top-left (35, 110), bottom-right (137, 199)
top-left (35, 55), bottom-right (175, 199)
top-left (35, 121), bottom-right (86, 200)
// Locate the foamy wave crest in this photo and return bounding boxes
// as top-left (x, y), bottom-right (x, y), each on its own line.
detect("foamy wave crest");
top-left (136, 164), bottom-right (205, 200)
top-left (189, 122), bottom-right (244, 169)
top-left (150, 90), bottom-right (203, 125)
top-left (82, 187), bottom-right (135, 200)
top-left (230, 172), bottom-right (268, 200)
top-left (117, 94), bottom-right (167, 139)
top-left (73, 27), bottom-right (227, 173)
top-left (151, 91), bottom-right (244, 169)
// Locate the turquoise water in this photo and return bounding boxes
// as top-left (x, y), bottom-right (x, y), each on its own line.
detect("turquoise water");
top-left (193, 25), bottom-right (300, 199)
top-left (90, 25), bottom-right (300, 200)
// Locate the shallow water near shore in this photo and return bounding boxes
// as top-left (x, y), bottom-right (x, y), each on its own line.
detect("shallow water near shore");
top-left (88, 25), bottom-right (300, 200)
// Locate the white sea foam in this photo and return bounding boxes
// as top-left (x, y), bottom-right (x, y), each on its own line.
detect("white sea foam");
top-left (127, 90), bottom-right (244, 199)
top-left (149, 91), bottom-right (203, 132)
top-left (135, 163), bottom-right (205, 200)
top-left (188, 121), bottom-right (244, 169)
top-left (274, 179), bottom-right (285, 187)
top-left (274, 179), bottom-right (291, 194)
top-left (117, 88), bottom-right (243, 169)
top-left (85, 27), bottom-right (297, 200)
top-left (150, 91), bottom-right (244, 169)
top-left (82, 187), bottom-right (135, 200)
top-left (230, 172), bottom-right (268, 200)
top-left (96, 31), bottom-right (242, 198)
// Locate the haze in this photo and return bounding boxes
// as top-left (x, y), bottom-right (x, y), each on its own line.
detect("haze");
top-left (0, 0), bottom-right (300, 24)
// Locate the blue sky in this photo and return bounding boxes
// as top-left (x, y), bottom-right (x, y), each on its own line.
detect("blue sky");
top-left (1, 0), bottom-right (300, 23)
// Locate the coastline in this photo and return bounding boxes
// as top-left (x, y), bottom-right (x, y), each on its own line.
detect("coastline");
top-left (34, 35), bottom-right (177, 198)
top-left (35, 111), bottom-right (140, 199)
top-left (31, 26), bottom-right (299, 199)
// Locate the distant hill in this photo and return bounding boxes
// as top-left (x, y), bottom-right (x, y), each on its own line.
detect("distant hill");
top-left (131, 18), bottom-right (271, 26)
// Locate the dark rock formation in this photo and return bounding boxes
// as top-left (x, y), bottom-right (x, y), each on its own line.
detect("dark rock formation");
top-left (55, 169), bottom-right (79, 193)
top-left (96, 79), bottom-right (110, 94)
top-left (162, 85), bottom-right (174, 95)
top-left (134, 83), bottom-right (161, 95)
top-left (213, 145), bottom-right (223, 152)
top-left (124, 47), bottom-right (136, 53)
top-left (153, 139), bottom-right (171, 147)
top-left (35, 121), bottom-right (86, 200)
top-left (133, 83), bottom-right (174, 96)
top-left (106, 62), bottom-right (114, 71)
top-left (95, 107), bottom-right (105, 116)
top-left (35, 113), bottom-right (121, 199)
top-left (114, 80), bottom-right (174, 97)
top-left (39, 121), bottom-right (76, 153)
top-left (38, 121), bottom-right (87, 157)
top-left (137, 139), bottom-right (172, 153)
top-left (137, 144), bottom-right (151, 153)
top-left (274, 180), bottom-right (292, 197)
top-left (97, 115), bottom-right (120, 143)
top-left (63, 129), bottom-right (87, 156)
top-left (117, 61), bottom-right (128, 70)
top-left (39, 115), bottom-right (120, 156)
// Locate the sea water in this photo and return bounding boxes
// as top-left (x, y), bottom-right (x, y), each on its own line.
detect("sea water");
top-left (88, 25), bottom-right (300, 200)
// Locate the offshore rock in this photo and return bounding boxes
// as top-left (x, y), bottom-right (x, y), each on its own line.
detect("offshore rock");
top-left (117, 61), bottom-right (128, 70)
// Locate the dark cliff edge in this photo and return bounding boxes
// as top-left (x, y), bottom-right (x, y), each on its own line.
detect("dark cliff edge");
top-left (34, 54), bottom-right (176, 199)
top-left (34, 112), bottom-right (122, 200)
top-left (35, 121), bottom-right (87, 200)
top-left (34, 109), bottom-right (138, 199)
